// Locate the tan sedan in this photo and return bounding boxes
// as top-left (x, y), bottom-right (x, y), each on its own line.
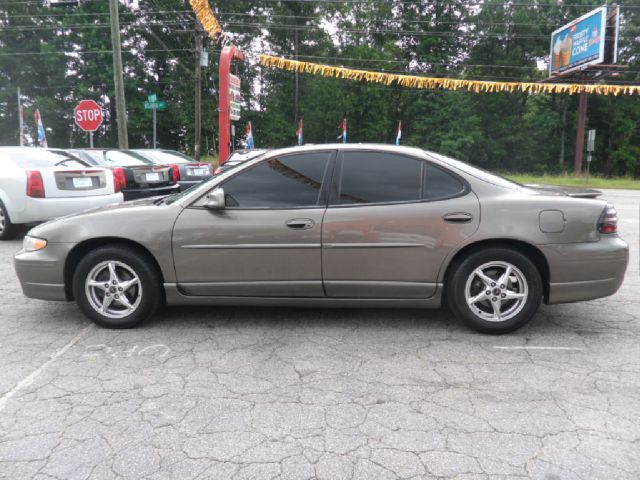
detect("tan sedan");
top-left (14, 145), bottom-right (628, 333)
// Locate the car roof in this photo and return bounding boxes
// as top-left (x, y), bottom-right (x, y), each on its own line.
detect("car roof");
top-left (262, 143), bottom-right (426, 158)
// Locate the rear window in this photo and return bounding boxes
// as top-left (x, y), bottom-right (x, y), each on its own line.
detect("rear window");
top-left (134, 150), bottom-right (192, 165)
top-left (102, 151), bottom-right (154, 167)
top-left (4, 149), bottom-right (75, 168)
top-left (426, 151), bottom-right (520, 189)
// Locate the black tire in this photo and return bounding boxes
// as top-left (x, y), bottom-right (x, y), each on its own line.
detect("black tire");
top-left (72, 244), bottom-right (162, 328)
top-left (446, 247), bottom-right (543, 334)
top-left (0, 200), bottom-right (19, 241)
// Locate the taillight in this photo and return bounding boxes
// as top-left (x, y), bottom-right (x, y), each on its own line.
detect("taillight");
top-left (170, 164), bottom-right (180, 183)
top-left (113, 167), bottom-right (126, 193)
top-left (597, 203), bottom-right (618, 234)
top-left (26, 170), bottom-right (45, 198)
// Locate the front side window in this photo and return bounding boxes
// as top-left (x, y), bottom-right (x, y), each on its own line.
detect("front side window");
top-left (334, 151), bottom-right (422, 205)
top-left (221, 152), bottom-right (332, 208)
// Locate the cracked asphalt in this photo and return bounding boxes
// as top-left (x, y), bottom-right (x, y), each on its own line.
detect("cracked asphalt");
top-left (0, 189), bottom-right (638, 480)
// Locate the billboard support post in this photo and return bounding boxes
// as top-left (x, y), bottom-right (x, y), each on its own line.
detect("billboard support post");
top-left (219, 45), bottom-right (244, 164)
top-left (574, 91), bottom-right (588, 175)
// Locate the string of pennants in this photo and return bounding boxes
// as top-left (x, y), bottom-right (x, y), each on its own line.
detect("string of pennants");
top-left (190, 0), bottom-right (640, 96)
top-left (258, 55), bottom-right (640, 96)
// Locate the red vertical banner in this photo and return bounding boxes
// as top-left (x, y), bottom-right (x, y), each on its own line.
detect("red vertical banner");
top-left (219, 46), bottom-right (244, 164)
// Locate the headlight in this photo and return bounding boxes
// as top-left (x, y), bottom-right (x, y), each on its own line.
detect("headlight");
top-left (23, 236), bottom-right (48, 252)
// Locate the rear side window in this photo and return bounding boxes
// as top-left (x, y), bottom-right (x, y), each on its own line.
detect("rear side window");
top-left (423, 162), bottom-right (466, 200)
top-left (222, 152), bottom-right (331, 208)
top-left (334, 151), bottom-right (421, 205)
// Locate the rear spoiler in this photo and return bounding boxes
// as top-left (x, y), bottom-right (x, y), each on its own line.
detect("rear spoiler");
top-left (523, 184), bottom-right (602, 199)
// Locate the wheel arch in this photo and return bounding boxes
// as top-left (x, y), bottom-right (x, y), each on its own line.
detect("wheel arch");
top-left (442, 238), bottom-right (550, 303)
top-left (64, 237), bottom-right (165, 301)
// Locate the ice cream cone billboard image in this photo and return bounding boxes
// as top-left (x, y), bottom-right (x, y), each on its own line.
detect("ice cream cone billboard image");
top-left (548, 6), bottom-right (608, 76)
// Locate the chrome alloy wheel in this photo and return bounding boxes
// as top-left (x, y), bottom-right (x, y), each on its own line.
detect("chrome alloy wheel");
top-left (85, 261), bottom-right (142, 319)
top-left (0, 207), bottom-right (5, 234)
top-left (464, 261), bottom-right (528, 323)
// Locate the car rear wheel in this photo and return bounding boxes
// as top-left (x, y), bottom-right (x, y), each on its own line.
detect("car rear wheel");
top-left (447, 247), bottom-right (543, 334)
top-left (72, 245), bottom-right (162, 328)
top-left (0, 200), bottom-right (19, 241)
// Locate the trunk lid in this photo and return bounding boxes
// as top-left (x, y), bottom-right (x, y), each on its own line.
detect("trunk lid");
top-left (38, 166), bottom-right (114, 198)
top-left (128, 165), bottom-right (174, 186)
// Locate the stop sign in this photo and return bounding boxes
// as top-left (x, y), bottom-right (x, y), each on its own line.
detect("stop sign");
top-left (74, 100), bottom-right (103, 132)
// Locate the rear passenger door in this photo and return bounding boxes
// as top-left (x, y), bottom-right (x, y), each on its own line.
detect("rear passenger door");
top-left (321, 150), bottom-right (480, 298)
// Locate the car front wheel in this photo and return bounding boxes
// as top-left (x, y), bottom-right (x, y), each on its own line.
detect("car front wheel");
top-left (447, 247), bottom-right (543, 334)
top-left (72, 245), bottom-right (162, 328)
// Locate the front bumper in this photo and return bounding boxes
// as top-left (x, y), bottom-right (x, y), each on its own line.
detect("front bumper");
top-left (542, 235), bottom-right (629, 304)
top-left (123, 184), bottom-right (180, 201)
top-left (14, 242), bottom-right (75, 301)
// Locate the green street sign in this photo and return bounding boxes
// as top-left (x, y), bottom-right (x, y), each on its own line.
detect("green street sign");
top-left (147, 93), bottom-right (157, 103)
top-left (144, 100), bottom-right (167, 110)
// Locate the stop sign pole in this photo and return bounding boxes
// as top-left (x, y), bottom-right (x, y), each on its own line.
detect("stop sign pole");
top-left (74, 100), bottom-right (103, 148)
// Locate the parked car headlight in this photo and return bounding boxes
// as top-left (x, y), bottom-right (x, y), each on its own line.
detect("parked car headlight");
top-left (23, 236), bottom-right (48, 252)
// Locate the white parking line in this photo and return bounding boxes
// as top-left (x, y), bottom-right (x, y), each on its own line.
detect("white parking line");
top-left (0, 324), bottom-right (94, 412)
top-left (493, 346), bottom-right (583, 351)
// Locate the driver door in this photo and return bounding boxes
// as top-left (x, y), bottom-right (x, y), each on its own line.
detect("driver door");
top-left (172, 151), bottom-right (335, 297)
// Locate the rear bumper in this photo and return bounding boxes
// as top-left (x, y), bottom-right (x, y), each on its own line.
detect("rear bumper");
top-left (11, 193), bottom-right (123, 225)
top-left (14, 242), bottom-right (74, 301)
top-left (542, 235), bottom-right (629, 304)
top-left (123, 184), bottom-right (179, 201)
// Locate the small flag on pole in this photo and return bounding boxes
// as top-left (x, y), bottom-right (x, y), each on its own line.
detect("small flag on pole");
top-left (338, 118), bottom-right (347, 143)
top-left (297, 119), bottom-right (303, 146)
top-left (35, 109), bottom-right (48, 148)
top-left (246, 121), bottom-right (254, 149)
top-left (395, 120), bottom-right (402, 145)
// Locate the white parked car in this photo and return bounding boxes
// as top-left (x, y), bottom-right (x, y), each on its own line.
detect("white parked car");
top-left (0, 148), bottom-right (123, 240)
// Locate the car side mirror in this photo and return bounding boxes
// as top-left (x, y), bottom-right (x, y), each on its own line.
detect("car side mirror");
top-left (204, 187), bottom-right (226, 210)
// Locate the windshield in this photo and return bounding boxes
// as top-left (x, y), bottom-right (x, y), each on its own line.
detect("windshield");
top-left (425, 151), bottom-right (522, 189)
top-left (134, 150), bottom-right (194, 165)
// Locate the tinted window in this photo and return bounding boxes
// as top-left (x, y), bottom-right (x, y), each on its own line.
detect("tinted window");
top-left (135, 150), bottom-right (192, 165)
top-left (335, 152), bottom-right (421, 205)
top-left (7, 149), bottom-right (75, 168)
top-left (222, 152), bottom-right (331, 208)
top-left (423, 162), bottom-right (466, 200)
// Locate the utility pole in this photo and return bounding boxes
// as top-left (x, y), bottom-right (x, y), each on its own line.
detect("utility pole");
top-left (17, 88), bottom-right (24, 147)
top-left (194, 26), bottom-right (202, 161)
top-left (293, 28), bottom-right (299, 128)
top-left (573, 91), bottom-right (588, 175)
top-left (109, 0), bottom-right (128, 149)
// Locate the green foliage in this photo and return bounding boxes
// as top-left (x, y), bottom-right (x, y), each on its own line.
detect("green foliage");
top-left (0, 0), bottom-right (638, 176)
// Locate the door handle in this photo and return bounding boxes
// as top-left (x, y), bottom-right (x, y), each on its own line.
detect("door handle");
top-left (443, 212), bottom-right (473, 223)
top-left (286, 218), bottom-right (315, 230)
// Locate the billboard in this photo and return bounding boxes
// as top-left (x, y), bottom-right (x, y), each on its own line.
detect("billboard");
top-left (229, 74), bottom-right (241, 121)
top-left (549, 7), bottom-right (607, 76)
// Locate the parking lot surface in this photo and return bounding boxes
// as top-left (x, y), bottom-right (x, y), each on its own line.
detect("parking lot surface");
top-left (0, 189), bottom-right (638, 480)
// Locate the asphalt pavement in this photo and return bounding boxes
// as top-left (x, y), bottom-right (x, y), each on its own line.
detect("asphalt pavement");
top-left (0, 189), bottom-right (638, 480)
